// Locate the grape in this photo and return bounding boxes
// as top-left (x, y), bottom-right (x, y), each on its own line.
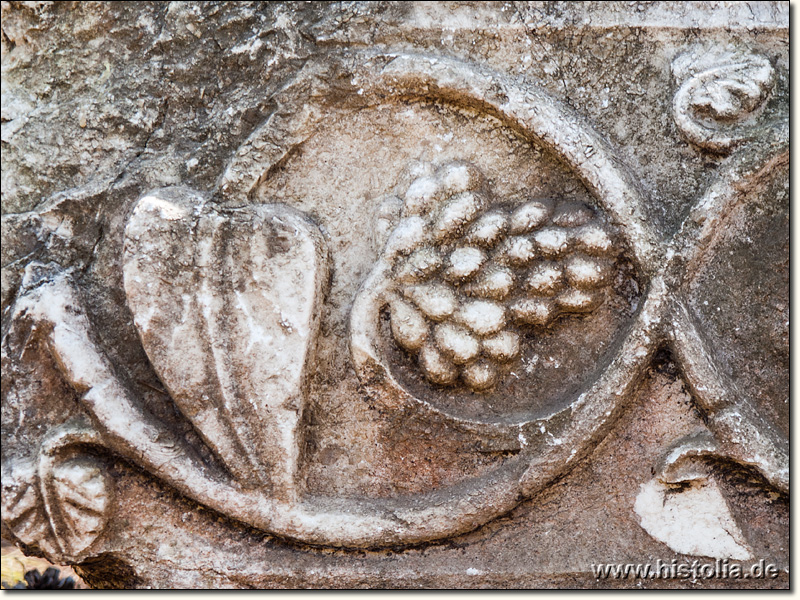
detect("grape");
top-left (384, 161), bottom-right (619, 392)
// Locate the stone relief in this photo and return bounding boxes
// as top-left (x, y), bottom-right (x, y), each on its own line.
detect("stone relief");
top-left (372, 160), bottom-right (619, 391)
top-left (672, 48), bottom-right (777, 153)
top-left (2, 423), bottom-right (111, 562)
top-left (0, 2), bottom-right (788, 588)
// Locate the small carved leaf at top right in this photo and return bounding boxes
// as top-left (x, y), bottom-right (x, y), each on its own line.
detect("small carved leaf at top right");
top-left (672, 50), bottom-right (776, 153)
top-left (689, 60), bottom-right (773, 121)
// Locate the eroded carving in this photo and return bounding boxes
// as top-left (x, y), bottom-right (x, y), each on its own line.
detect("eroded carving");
top-left (673, 48), bottom-right (776, 153)
top-left (1, 424), bottom-right (111, 562)
top-left (634, 477), bottom-right (752, 561)
top-left (0, 48), bottom-right (788, 569)
top-left (380, 161), bottom-right (619, 391)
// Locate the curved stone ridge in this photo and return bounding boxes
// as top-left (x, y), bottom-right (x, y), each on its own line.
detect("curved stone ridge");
top-left (383, 161), bottom-right (619, 391)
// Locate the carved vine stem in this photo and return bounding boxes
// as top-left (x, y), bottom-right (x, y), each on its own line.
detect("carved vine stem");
top-left (2, 51), bottom-right (788, 555)
top-left (9, 269), bottom-right (665, 547)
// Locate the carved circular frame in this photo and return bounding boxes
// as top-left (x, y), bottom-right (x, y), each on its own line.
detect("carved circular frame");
top-left (213, 49), bottom-right (788, 529)
top-left (212, 50), bottom-right (667, 534)
top-left (220, 49), bottom-right (665, 449)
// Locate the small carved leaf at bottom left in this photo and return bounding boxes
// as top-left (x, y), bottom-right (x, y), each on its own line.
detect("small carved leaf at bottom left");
top-left (2, 452), bottom-right (112, 562)
top-left (45, 456), bottom-right (112, 558)
top-left (2, 463), bottom-right (53, 552)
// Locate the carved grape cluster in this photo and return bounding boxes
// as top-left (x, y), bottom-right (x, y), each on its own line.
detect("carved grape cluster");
top-left (383, 161), bottom-right (619, 392)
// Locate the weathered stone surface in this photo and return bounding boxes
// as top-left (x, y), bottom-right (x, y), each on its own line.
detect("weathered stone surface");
top-left (1, 1), bottom-right (788, 589)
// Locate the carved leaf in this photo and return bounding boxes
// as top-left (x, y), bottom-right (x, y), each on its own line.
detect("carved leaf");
top-left (1, 463), bottom-right (53, 552)
top-left (123, 188), bottom-right (327, 496)
top-left (2, 450), bottom-right (111, 561)
top-left (45, 458), bottom-right (111, 557)
top-left (672, 49), bottom-right (775, 152)
top-left (689, 59), bottom-right (774, 122)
